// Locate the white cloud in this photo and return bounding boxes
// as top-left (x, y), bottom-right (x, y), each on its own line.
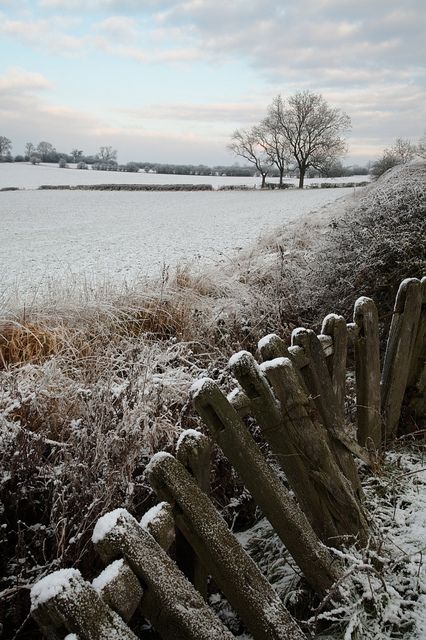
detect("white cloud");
top-left (94, 15), bottom-right (138, 41)
top-left (0, 12), bottom-right (84, 53)
top-left (0, 67), bottom-right (52, 93)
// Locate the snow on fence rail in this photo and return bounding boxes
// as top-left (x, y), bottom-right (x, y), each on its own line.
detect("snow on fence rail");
top-left (31, 276), bottom-right (426, 640)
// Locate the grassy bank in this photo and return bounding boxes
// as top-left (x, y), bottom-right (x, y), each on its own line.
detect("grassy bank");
top-left (0, 162), bottom-right (425, 638)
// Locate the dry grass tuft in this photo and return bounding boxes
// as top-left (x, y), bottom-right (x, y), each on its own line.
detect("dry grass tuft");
top-left (0, 321), bottom-right (62, 368)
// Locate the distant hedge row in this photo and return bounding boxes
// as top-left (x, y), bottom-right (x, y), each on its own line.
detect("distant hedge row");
top-left (37, 183), bottom-right (214, 191)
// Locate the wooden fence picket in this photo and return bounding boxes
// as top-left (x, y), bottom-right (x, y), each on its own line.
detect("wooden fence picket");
top-left (191, 378), bottom-right (341, 596)
top-left (381, 278), bottom-right (423, 438)
top-left (353, 297), bottom-right (382, 449)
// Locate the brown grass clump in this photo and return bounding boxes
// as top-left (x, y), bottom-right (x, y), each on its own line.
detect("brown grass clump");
top-left (0, 321), bottom-right (61, 368)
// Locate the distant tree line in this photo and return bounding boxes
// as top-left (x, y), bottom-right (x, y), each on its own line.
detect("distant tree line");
top-left (2, 127), bottom-right (424, 180)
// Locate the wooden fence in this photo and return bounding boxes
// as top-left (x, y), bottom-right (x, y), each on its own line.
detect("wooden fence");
top-left (31, 276), bottom-right (426, 640)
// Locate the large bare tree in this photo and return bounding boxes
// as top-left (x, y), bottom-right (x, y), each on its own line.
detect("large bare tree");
top-left (257, 95), bottom-right (291, 187)
top-left (278, 91), bottom-right (351, 188)
top-left (228, 126), bottom-right (272, 188)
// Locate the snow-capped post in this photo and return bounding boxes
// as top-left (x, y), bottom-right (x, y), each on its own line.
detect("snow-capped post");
top-left (381, 278), bottom-right (423, 439)
top-left (407, 276), bottom-right (426, 418)
top-left (140, 501), bottom-right (175, 551)
top-left (146, 451), bottom-right (307, 640)
top-left (291, 328), bottom-right (362, 498)
top-left (176, 429), bottom-right (212, 599)
top-left (258, 332), bottom-right (289, 361)
top-left (353, 297), bottom-right (382, 449)
top-left (260, 357), bottom-right (370, 548)
top-left (190, 378), bottom-right (341, 596)
top-left (92, 508), bottom-right (234, 640)
top-left (92, 558), bottom-right (143, 623)
top-left (321, 314), bottom-right (348, 424)
top-left (31, 569), bottom-right (137, 640)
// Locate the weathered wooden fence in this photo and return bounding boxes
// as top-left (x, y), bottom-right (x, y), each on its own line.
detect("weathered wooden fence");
top-left (31, 276), bottom-right (426, 640)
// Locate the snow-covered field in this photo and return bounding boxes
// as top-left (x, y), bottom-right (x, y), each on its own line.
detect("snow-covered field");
top-left (0, 185), bottom-right (358, 304)
top-left (0, 162), bottom-right (370, 190)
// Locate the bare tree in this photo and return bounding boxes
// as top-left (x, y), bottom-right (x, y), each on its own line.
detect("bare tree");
top-left (393, 138), bottom-right (417, 163)
top-left (371, 137), bottom-right (417, 178)
top-left (98, 146), bottom-right (117, 163)
top-left (25, 142), bottom-right (35, 160)
top-left (278, 91), bottom-right (351, 188)
top-left (228, 127), bottom-right (272, 188)
top-left (0, 136), bottom-right (12, 157)
top-left (71, 149), bottom-right (84, 162)
top-left (257, 96), bottom-right (291, 187)
top-left (37, 141), bottom-right (56, 161)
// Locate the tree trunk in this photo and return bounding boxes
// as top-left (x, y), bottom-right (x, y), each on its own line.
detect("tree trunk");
top-left (298, 165), bottom-right (305, 188)
top-left (279, 169), bottom-right (284, 186)
top-left (261, 172), bottom-right (266, 188)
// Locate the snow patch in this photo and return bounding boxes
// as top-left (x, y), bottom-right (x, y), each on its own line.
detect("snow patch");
top-left (260, 357), bottom-right (288, 373)
top-left (257, 334), bottom-right (278, 351)
top-left (140, 501), bottom-right (169, 529)
top-left (189, 377), bottom-right (213, 399)
top-left (228, 350), bottom-right (251, 368)
top-left (30, 568), bottom-right (81, 609)
top-left (144, 451), bottom-right (174, 477)
top-left (92, 558), bottom-right (124, 593)
top-left (92, 508), bottom-right (129, 544)
top-left (176, 428), bottom-right (203, 452)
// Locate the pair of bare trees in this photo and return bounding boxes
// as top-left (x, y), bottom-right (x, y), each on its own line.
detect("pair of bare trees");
top-left (229, 91), bottom-right (351, 188)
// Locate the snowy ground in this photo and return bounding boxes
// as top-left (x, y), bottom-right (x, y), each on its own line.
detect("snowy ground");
top-left (0, 186), bottom-right (359, 306)
top-left (0, 162), bottom-right (370, 190)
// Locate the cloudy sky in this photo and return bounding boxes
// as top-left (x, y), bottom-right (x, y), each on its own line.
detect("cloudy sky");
top-left (0, 0), bottom-right (425, 165)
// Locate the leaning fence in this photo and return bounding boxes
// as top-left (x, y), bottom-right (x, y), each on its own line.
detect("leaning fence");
top-left (31, 276), bottom-right (426, 640)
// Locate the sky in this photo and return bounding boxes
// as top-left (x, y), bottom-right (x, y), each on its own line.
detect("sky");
top-left (0, 0), bottom-right (425, 166)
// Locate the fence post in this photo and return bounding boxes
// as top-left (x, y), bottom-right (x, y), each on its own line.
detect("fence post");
top-left (92, 558), bottom-right (143, 623)
top-left (260, 357), bottom-right (370, 548)
top-left (321, 314), bottom-right (348, 424)
top-left (353, 297), bottom-right (382, 449)
top-left (407, 276), bottom-right (426, 418)
top-left (140, 501), bottom-right (175, 550)
top-left (191, 378), bottom-right (341, 595)
top-left (291, 328), bottom-right (363, 498)
top-left (176, 429), bottom-right (211, 599)
top-left (146, 452), bottom-right (307, 640)
top-left (31, 569), bottom-right (138, 640)
top-left (229, 350), bottom-right (340, 543)
top-left (381, 278), bottom-right (423, 439)
top-left (93, 508), bottom-right (234, 640)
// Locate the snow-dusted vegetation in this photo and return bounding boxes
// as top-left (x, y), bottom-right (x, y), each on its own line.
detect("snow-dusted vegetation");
top-left (0, 162), bottom-right (425, 639)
